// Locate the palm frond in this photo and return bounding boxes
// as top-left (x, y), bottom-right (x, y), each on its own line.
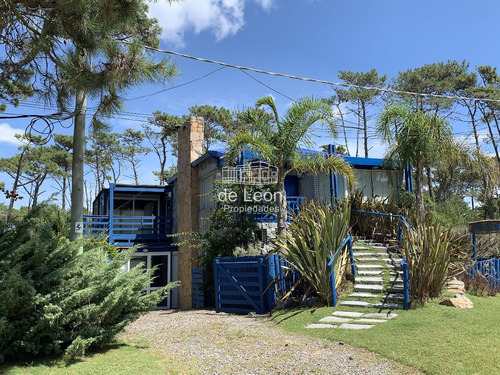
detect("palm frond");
top-left (291, 154), bottom-right (355, 189)
top-left (225, 132), bottom-right (277, 165)
top-left (255, 96), bottom-right (280, 125)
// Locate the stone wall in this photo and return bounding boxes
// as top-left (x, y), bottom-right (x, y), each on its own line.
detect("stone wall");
top-left (177, 116), bottom-right (205, 308)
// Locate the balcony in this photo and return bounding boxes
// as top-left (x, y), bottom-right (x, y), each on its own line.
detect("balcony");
top-left (83, 215), bottom-right (173, 247)
top-left (252, 196), bottom-right (304, 223)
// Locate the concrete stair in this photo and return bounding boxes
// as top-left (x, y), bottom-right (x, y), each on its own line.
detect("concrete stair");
top-left (307, 238), bottom-right (405, 330)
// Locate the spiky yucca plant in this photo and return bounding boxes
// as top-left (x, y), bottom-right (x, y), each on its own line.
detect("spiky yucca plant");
top-left (402, 218), bottom-right (467, 306)
top-left (274, 200), bottom-right (351, 305)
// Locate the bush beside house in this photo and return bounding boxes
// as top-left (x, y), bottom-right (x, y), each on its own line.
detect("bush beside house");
top-left (0, 205), bottom-right (177, 363)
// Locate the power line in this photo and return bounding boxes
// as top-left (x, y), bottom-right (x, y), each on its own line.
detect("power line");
top-left (239, 69), bottom-right (296, 102)
top-left (139, 43), bottom-right (500, 104)
top-left (128, 66), bottom-right (227, 101)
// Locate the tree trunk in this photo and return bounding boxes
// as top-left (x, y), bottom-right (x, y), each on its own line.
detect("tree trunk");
top-left (362, 101), bottom-right (368, 158)
top-left (337, 104), bottom-right (350, 155)
top-left (490, 113), bottom-right (500, 175)
top-left (32, 172), bottom-right (47, 207)
top-left (426, 166), bottom-right (434, 202)
top-left (62, 174), bottom-right (67, 211)
top-left (133, 160), bottom-right (139, 185)
top-left (70, 70), bottom-right (87, 242)
top-left (276, 167), bottom-right (287, 240)
top-left (468, 101), bottom-right (492, 218)
top-left (355, 102), bottom-right (360, 158)
top-left (414, 166), bottom-right (425, 225)
top-left (6, 150), bottom-right (25, 223)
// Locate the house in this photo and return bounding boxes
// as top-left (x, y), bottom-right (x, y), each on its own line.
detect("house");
top-left (84, 116), bottom-right (412, 309)
top-left (83, 184), bottom-right (179, 309)
top-left (169, 117), bottom-right (412, 308)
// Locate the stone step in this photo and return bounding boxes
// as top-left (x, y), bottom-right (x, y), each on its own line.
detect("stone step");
top-left (354, 284), bottom-right (383, 293)
top-left (383, 293), bottom-right (404, 300)
top-left (381, 258), bottom-right (404, 263)
top-left (386, 264), bottom-right (402, 270)
top-left (372, 302), bottom-right (403, 309)
top-left (352, 245), bottom-right (369, 251)
top-left (387, 286), bottom-right (404, 293)
top-left (349, 292), bottom-right (380, 298)
top-left (355, 257), bottom-right (403, 264)
top-left (357, 270), bottom-right (384, 276)
top-left (350, 292), bottom-right (403, 301)
top-left (353, 252), bottom-right (390, 257)
top-left (352, 235), bottom-right (366, 241)
top-left (372, 245), bottom-right (388, 250)
top-left (355, 257), bottom-right (383, 262)
top-left (364, 313), bottom-right (398, 319)
top-left (306, 323), bottom-right (337, 329)
top-left (338, 323), bottom-right (374, 329)
top-left (356, 318), bottom-right (388, 323)
top-left (332, 311), bottom-right (364, 318)
top-left (352, 252), bottom-right (375, 257)
top-left (339, 300), bottom-right (371, 308)
top-left (355, 277), bottom-right (384, 284)
top-left (319, 316), bottom-right (353, 323)
top-left (356, 264), bottom-right (384, 270)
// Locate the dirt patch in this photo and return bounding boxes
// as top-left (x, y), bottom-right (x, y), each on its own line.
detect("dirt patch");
top-left (120, 309), bottom-right (420, 375)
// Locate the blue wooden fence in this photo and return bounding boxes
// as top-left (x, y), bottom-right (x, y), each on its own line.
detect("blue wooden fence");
top-left (466, 258), bottom-right (500, 288)
top-left (192, 268), bottom-right (205, 307)
top-left (214, 255), bottom-right (295, 314)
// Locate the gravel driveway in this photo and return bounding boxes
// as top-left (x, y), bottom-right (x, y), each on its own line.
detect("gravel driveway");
top-left (120, 309), bottom-right (419, 375)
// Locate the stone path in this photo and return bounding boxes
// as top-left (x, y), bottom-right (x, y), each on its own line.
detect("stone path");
top-left (307, 238), bottom-right (404, 330)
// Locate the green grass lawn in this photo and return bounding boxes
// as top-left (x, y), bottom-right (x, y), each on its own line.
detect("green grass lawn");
top-left (0, 340), bottom-right (196, 375)
top-left (272, 292), bottom-right (500, 375)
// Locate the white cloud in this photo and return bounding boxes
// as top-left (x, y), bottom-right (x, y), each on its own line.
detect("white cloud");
top-left (253, 0), bottom-right (274, 11)
top-left (0, 123), bottom-right (25, 146)
top-left (148, 0), bottom-right (274, 47)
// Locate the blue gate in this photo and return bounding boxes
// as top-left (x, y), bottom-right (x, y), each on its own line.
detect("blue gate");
top-left (214, 255), bottom-right (292, 314)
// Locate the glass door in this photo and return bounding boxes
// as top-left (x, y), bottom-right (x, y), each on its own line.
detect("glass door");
top-left (128, 252), bottom-right (172, 309)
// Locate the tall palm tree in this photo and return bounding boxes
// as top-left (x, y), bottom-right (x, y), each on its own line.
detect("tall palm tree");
top-left (226, 96), bottom-right (355, 238)
top-left (377, 103), bottom-right (452, 224)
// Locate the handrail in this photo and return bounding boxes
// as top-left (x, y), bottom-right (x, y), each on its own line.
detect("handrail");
top-left (83, 215), bottom-right (173, 244)
top-left (352, 209), bottom-right (414, 311)
top-left (251, 196), bottom-right (304, 223)
top-left (328, 233), bottom-right (354, 307)
top-left (401, 259), bottom-right (409, 310)
top-left (351, 209), bottom-right (416, 248)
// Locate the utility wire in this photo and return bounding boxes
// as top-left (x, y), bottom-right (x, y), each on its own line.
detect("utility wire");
top-left (128, 66), bottom-right (227, 101)
top-left (139, 44), bottom-right (500, 104)
top-left (239, 69), bottom-right (296, 102)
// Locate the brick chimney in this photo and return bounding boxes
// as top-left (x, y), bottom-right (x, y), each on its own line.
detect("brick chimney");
top-left (177, 116), bottom-right (205, 308)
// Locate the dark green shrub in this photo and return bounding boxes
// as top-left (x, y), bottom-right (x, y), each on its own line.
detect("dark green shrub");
top-left (0, 205), bottom-right (177, 363)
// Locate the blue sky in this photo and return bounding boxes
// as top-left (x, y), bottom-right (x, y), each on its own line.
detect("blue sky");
top-left (2, 0), bottom-right (500, 196)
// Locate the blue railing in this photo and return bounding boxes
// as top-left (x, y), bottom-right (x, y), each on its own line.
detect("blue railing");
top-left (352, 209), bottom-right (415, 248)
top-left (328, 233), bottom-right (355, 307)
top-left (465, 258), bottom-right (500, 288)
top-left (401, 259), bottom-right (409, 310)
top-left (351, 209), bottom-right (413, 310)
top-left (83, 215), bottom-right (173, 246)
top-left (252, 196), bottom-right (304, 223)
